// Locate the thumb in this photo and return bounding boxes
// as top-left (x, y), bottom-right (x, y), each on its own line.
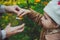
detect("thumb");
top-left (7, 23), bottom-right (11, 27)
top-left (13, 10), bottom-right (19, 14)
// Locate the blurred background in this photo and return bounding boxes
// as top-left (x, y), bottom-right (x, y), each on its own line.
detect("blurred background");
top-left (0, 0), bottom-right (50, 40)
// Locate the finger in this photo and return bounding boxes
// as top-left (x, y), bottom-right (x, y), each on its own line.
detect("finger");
top-left (19, 12), bottom-right (27, 17)
top-left (15, 5), bottom-right (21, 9)
top-left (13, 10), bottom-right (19, 14)
top-left (15, 7), bottom-right (21, 12)
top-left (17, 9), bottom-right (27, 16)
top-left (13, 27), bottom-right (24, 34)
top-left (14, 23), bottom-right (25, 30)
top-left (17, 27), bottom-right (24, 30)
top-left (20, 10), bottom-right (31, 17)
top-left (17, 27), bottom-right (24, 33)
top-left (7, 23), bottom-right (11, 27)
top-left (17, 10), bottom-right (24, 16)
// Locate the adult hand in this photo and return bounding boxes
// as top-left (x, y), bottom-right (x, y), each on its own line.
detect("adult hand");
top-left (4, 5), bottom-right (31, 17)
top-left (4, 23), bottom-right (25, 38)
top-left (16, 8), bottom-right (31, 17)
top-left (4, 5), bottom-right (21, 14)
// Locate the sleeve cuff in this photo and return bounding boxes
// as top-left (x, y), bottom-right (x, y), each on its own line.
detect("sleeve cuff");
top-left (1, 30), bottom-right (6, 39)
top-left (0, 5), bottom-right (6, 13)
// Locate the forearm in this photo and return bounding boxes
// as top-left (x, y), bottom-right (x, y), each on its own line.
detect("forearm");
top-left (27, 10), bottom-right (43, 26)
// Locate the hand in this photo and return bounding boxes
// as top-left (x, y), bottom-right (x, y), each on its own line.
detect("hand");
top-left (17, 9), bottom-right (31, 17)
top-left (4, 5), bottom-right (21, 14)
top-left (41, 13), bottom-right (58, 29)
top-left (4, 23), bottom-right (25, 38)
top-left (4, 5), bottom-right (31, 17)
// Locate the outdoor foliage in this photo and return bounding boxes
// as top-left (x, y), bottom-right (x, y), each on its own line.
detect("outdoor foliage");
top-left (0, 0), bottom-right (50, 40)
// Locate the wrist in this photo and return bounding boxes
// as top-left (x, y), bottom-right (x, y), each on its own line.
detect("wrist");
top-left (3, 5), bottom-right (8, 12)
